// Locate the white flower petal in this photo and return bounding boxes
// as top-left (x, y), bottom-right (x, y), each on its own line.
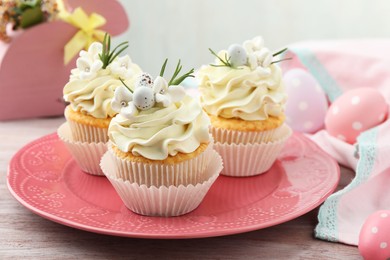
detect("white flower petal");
top-left (256, 48), bottom-right (272, 67)
top-left (91, 60), bottom-right (103, 72)
top-left (262, 54), bottom-right (273, 67)
top-left (243, 36), bottom-right (265, 54)
top-left (76, 57), bottom-right (91, 71)
top-left (252, 36), bottom-right (265, 50)
top-left (155, 93), bottom-right (171, 107)
top-left (247, 54), bottom-right (258, 70)
top-left (114, 86), bottom-right (133, 103)
top-left (111, 99), bottom-right (123, 113)
top-left (243, 40), bottom-right (255, 54)
top-left (121, 103), bottom-right (137, 119)
top-left (79, 71), bottom-right (96, 81)
top-left (88, 42), bottom-right (103, 55)
top-left (117, 55), bottom-right (131, 65)
top-left (79, 50), bottom-right (89, 58)
top-left (153, 76), bottom-right (168, 94)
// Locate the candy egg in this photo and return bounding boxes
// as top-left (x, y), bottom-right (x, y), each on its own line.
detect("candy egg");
top-left (283, 68), bottom-right (328, 133)
top-left (359, 210), bottom-right (390, 260)
top-left (136, 73), bottom-right (154, 88)
top-left (325, 88), bottom-right (388, 144)
top-left (133, 87), bottom-right (155, 110)
top-left (227, 44), bottom-right (247, 67)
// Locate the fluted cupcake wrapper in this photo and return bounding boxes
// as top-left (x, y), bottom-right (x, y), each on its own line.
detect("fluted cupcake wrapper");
top-left (66, 118), bottom-right (109, 143)
top-left (58, 123), bottom-right (107, 176)
top-left (214, 124), bottom-right (292, 177)
top-left (211, 123), bottom-right (286, 144)
top-left (107, 141), bottom-right (215, 187)
top-left (100, 150), bottom-right (222, 217)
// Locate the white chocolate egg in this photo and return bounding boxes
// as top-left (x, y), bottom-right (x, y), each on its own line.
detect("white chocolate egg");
top-left (325, 88), bottom-right (388, 144)
top-left (283, 69), bottom-right (329, 133)
top-left (133, 87), bottom-right (155, 110)
top-left (227, 44), bottom-right (247, 67)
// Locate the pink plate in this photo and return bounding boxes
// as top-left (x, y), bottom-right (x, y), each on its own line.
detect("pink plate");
top-left (7, 132), bottom-right (339, 239)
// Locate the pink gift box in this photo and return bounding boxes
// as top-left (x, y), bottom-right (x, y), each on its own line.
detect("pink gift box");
top-left (0, 0), bottom-right (129, 120)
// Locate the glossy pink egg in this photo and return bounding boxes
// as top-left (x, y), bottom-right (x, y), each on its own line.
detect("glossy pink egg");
top-left (325, 88), bottom-right (388, 144)
top-left (359, 210), bottom-right (390, 260)
top-left (283, 69), bottom-right (328, 133)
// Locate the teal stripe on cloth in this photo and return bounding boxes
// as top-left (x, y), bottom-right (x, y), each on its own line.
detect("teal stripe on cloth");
top-left (315, 127), bottom-right (378, 243)
top-left (289, 47), bottom-right (343, 102)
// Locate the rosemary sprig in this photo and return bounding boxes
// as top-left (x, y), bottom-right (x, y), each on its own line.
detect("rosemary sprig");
top-left (208, 48), bottom-right (233, 68)
top-left (272, 47), bottom-right (288, 57)
top-left (160, 59), bottom-right (194, 86)
top-left (99, 33), bottom-right (129, 69)
top-left (271, 47), bottom-right (292, 64)
top-left (271, 57), bottom-right (293, 65)
top-left (119, 78), bottom-right (133, 93)
top-left (159, 58), bottom-right (168, 77)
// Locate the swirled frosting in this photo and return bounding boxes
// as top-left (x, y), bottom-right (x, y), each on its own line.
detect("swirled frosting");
top-left (64, 64), bottom-right (142, 119)
top-left (108, 95), bottom-right (210, 160)
top-left (197, 63), bottom-right (286, 121)
top-left (64, 41), bottom-right (142, 119)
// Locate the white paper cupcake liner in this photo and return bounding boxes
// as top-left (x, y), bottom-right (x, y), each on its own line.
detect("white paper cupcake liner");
top-left (100, 150), bottom-right (222, 217)
top-left (107, 141), bottom-right (215, 187)
top-left (66, 118), bottom-right (109, 143)
top-left (214, 124), bottom-right (292, 177)
top-left (58, 122), bottom-right (107, 176)
top-left (211, 123), bottom-right (286, 144)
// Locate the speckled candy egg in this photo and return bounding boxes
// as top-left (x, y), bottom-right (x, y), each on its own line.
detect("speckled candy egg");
top-left (359, 210), bottom-right (390, 260)
top-left (325, 88), bottom-right (388, 144)
top-left (283, 69), bottom-right (328, 133)
top-left (227, 44), bottom-right (247, 67)
top-left (133, 87), bottom-right (155, 110)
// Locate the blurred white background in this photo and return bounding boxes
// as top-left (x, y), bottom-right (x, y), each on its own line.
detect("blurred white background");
top-left (116, 0), bottom-right (390, 75)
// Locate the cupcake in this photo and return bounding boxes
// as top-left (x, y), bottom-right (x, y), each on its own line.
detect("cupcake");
top-left (100, 60), bottom-right (222, 216)
top-left (197, 36), bottom-right (292, 177)
top-left (58, 34), bottom-right (142, 176)
top-left (63, 34), bottom-right (142, 143)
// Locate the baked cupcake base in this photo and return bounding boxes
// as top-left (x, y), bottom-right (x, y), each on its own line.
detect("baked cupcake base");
top-left (215, 124), bottom-right (292, 177)
top-left (65, 106), bottom-right (111, 143)
top-left (57, 122), bottom-right (107, 176)
top-left (107, 141), bottom-right (214, 187)
top-left (208, 114), bottom-right (286, 144)
top-left (100, 149), bottom-right (222, 217)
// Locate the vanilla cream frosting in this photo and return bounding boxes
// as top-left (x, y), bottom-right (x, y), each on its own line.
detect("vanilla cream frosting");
top-left (64, 64), bottom-right (142, 119)
top-left (108, 95), bottom-right (210, 160)
top-left (197, 63), bottom-right (286, 121)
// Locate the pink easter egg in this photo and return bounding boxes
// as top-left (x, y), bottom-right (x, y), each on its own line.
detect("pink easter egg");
top-left (359, 210), bottom-right (390, 260)
top-left (283, 68), bottom-right (328, 133)
top-left (325, 88), bottom-right (388, 144)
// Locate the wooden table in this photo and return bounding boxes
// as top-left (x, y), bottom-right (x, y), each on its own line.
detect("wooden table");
top-left (0, 117), bottom-right (361, 259)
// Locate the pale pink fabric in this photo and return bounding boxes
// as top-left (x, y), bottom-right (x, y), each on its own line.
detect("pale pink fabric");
top-left (283, 40), bottom-right (390, 102)
top-left (284, 40), bottom-right (390, 246)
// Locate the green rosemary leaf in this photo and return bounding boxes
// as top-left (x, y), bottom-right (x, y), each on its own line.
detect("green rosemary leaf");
top-left (99, 33), bottom-right (129, 69)
top-left (270, 57), bottom-right (292, 64)
top-left (209, 48), bottom-right (228, 66)
top-left (107, 34), bottom-right (111, 55)
top-left (119, 78), bottom-right (133, 93)
top-left (272, 47), bottom-right (288, 57)
top-left (171, 68), bottom-right (195, 86)
top-left (159, 58), bottom-right (168, 77)
top-left (210, 64), bottom-right (229, 67)
top-left (108, 41), bottom-right (129, 61)
top-left (209, 48), bottom-right (234, 68)
top-left (108, 44), bottom-right (129, 64)
top-left (168, 60), bottom-right (183, 86)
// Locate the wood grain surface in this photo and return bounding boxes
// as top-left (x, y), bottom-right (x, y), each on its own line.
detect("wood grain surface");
top-left (0, 117), bottom-right (362, 259)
